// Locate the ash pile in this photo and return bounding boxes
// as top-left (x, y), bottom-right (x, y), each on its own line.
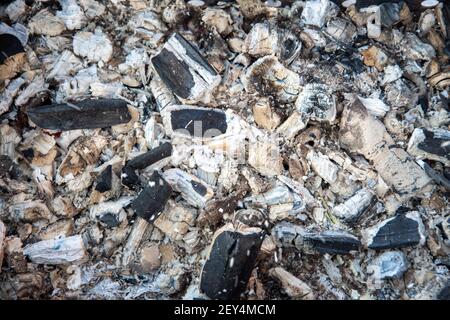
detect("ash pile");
top-left (0, 0), bottom-right (449, 300)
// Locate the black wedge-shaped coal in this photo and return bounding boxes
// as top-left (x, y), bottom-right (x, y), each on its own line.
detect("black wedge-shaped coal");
top-left (131, 171), bottom-right (172, 222)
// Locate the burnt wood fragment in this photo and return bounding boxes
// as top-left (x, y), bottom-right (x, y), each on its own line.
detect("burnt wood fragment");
top-left (26, 99), bottom-right (131, 131)
top-left (0, 34), bottom-right (24, 64)
top-left (130, 171), bottom-right (172, 222)
top-left (95, 165), bottom-right (112, 193)
top-left (200, 228), bottom-right (263, 300)
top-left (122, 143), bottom-right (172, 188)
top-left (151, 33), bottom-right (220, 102)
top-left (299, 231), bottom-right (361, 255)
top-left (364, 211), bottom-right (425, 250)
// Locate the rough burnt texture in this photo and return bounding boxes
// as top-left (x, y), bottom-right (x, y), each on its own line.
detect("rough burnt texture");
top-left (27, 99), bottom-right (131, 130)
top-left (200, 229), bottom-right (264, 300)
top-left (0, 0), bottom-right (450, 301)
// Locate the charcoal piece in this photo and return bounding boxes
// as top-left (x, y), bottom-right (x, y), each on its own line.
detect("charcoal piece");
top-left (26, 99), bottom-right (131, 130)
top-left (408, 128), bottom-right (450, 166)
top-left (200, 228), bottom-right (264, 300)
top-left (378, 2), bottom-right (402, 27)
top-left (121, 165), bottom-right (138, 188)
top-left (0, 34), bottom-right (24, 64)
top-left (298, 231), bottom-right (361, 255)
top-left (0, 155), bottom-right (18, 179)
top-left (190, 180), bottom-right (207, 196)
top-left (95, 165), bottom-right (112, 193)
top-left (169, 108), bottom-right (227, 138)
top-left (122, 143), bottom-right (172, 188)
top-left (418, 160), bottom-right (450, 191)
top-left (437, 283), bottom-right (450, 300)
top-left (99, 212), bottom-right (120, 228)
top-left (131, 171), bottom-right (172, 222)
top-left (151, 33), bottom-right (220, 102)
top-left (364, 211), bottom-right (425, 250)
top-left (126, 142), bottom-right (172, 170)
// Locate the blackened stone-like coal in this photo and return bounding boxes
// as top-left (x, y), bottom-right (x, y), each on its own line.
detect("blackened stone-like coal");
top-left (368, 215), bottom-right (422, 250)
top-left (131, 171), bottom-right (172, 222)
top-left (95, 165), bottom-right (112, 193)
top-left (0, 34), bottom-right (24, 64)
top-left (26, 99), bottom-right (131, 130)
top-left (170, 108), bottom-right (227, 138)
top-left (200, 229), bottom-right (263, 300)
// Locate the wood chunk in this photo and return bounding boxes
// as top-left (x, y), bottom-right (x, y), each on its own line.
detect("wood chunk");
top-left (151, 33), bottom-right (221, 103)
top-left (332, 188), bottom-right (375, 223)
top-left (200, 224), bottom-right (264, 300)
top-left (272, 222), bottom-right (361, 255)
top-left (162, 105), bottom-right (227, 139)
top-left (122, 143), bottom-right (172, 188)
top-left (363, 210), bottom-right (426, 250)
top-left (0, 220), bottom-right (5, 271)
top-left (0, 33), bottom-right (24, 64)
top-left (407, 128), bottom-right (450, 166)
top-left (269, 267), bottom-right (315, 299)
top-left (340, 97), bottom-right (431, 198)
top-left (27, 98), bottom-right (131, 131)
top-left (95, 165), bottom-right (112, 193)
top-left (163, 168), bottom-right (213, 208)
top-left (131, 171), bottom-right (172, 222)
top-left (298, 230), bottom-right (361, 255)
top-left (126, 142), bottom-right (172, 170)
top-left (0, 33), bottom-right (26, 83)
top-left (23, 235), bottom-right (88, 265)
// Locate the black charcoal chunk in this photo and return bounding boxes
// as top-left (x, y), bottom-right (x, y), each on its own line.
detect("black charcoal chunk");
top-left (419, 160), bottom-right (450, 191)
top-left (131, 171), bottom-right (172, 222)
top-left (151, 33), bottom-right (220, 101)
top-left (378, 2), bottom-right (402, 27)
top-left (26, 98), bottom-right (131, 130)
top-left (0, 34), bottom-right (24, 64)
top-left (272, 222), bottom-right (360, 255)
top-left (122, 143), bottom-right (173, 188)
top-left (121, 166), bottom-right (138, 188)
top-left (298, 231), bottom-right (361, 255)
top-left (152, 48), bottom-right (194, 99)
top-left (408, 128), bottom-right (450, 165)
top-left (126, 142), bottom-right (172, 170)
top-left (170, 108), bottom-right (227, 138)
top-left (200, 229), bottom-right (264, 300)
top-left (99, 212), bottom-right (120, 228)
top-left (364, 211), bottom-right (425, 250)
top-left (437, 283), bottom-right (450, 300)
top-left (95, 165), bottom-right (112, 193)
top-left (0, 155), bottom-right (18, 179)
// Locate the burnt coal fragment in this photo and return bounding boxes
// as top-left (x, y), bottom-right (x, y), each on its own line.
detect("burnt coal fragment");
top-left (122, 143), bottom-right (172, 188)
top-left (408, 128), bottom-right (450, 166)
top-left (168, 107), bottom-right (227, 138)
top-left (26, 99), bottom-right (131, 131)
top-left (95, 165), bottom-right (113, 193)
top-left (272, 222), bottom-right (361, 255)
top-left (299, 231), bottom-right (361, 255)
top-left (151, 33), bottom-right (221, 102)
top-left (0, 34), bottom-right (24, 64)
top-left (126, 142), bottom-right (172, 170)
top-left (131, 171), bottom-right (172, 222)
top-left (0, 155), bottom-right (18, 179)
top-left (364, 210), bottom-right (425, 250)
top-left (200, 226), bottom-right (264, 300)
top-left (121, 166), bottom-right (138, 188)
top-left (99, 212), bottom-right (120, 228)
top-left (437, 283), bottom-right (450, 300)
